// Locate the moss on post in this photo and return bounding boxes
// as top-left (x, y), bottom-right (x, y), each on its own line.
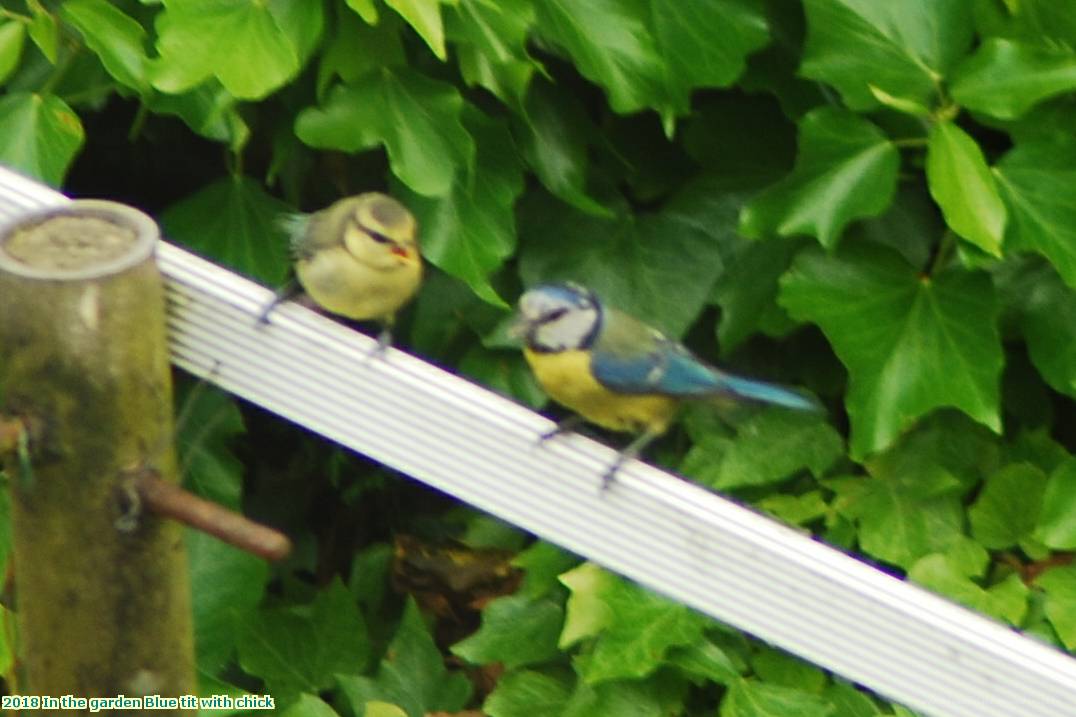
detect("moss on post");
top-left (0, 201), bottom-right (194, 708)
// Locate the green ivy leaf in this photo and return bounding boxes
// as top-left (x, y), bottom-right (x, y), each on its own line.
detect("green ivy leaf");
top-left (971, 0), bottom-right (1076, 48)
top-left (406, 270), bottom-right (495, 357)
top-left (458, 347), bottom-right (546, 408)
top-left (385, 0), bottom-right (445, 60)
top-left (27, 0), bottom-right (58, 63)
top-left (237, 579), bottom-right (371, 698)
top-left (857, 184), bottom-right (942, 270)
top-left (177, 385), bottom-right (245, 508)
top-left (0, 92), bottom-right (84, 187)
top-left (533, 0), bottom-right (769, 132)
top-left (1038, 566), bottom-right (1076, 650)
top-left (756, 491), bottom-right (830, 527)
top-left (752, 647), bottom-right (827, 692)
top-left (337, 599), bottom-right (472, 717)
top-left (515, 80), bottom-right (610, 216)
top-left (995, 137), bottom-right (1076, 289)
top-left (188, 530), bottom-right (268, 672)
top-left (951, 38), bottom-right (1076, 120)
top-left (160, 175), bottom-right (291, 285)
top-left (268, 0), bottom-right (326, 65)
top-left (363, 703), bottom-right (409, 717)
top-left (1035, 459), bottom-right (1076, 549)
top-left (681, 409), bottom-right (843, 490)
top-left (512, 541), bottom-right (580, 598)
top-left (451, 593), bottom-right (564, 669)
top-left (800, 0), bottom-right (972, 111)
top-left (279, 694), bottom-right (339, 717)
top-left (60, 0), bottom-right (147, 92)
top-left (739, 108), bottom-right (899, 249)
top-left (987, 574), bottom-right (1032, 625)
top-left (147, 81), bottom-right (250, 151)
top-left (558, 562), bottom-right (615, 646)
top-left (1004, 429), bottom-right (1071, 476)
top-left (666, 640), bottom-right (741, 685)
top-left (318, 7), bottom-right (405, 96)
top-left (925, 121), bottom-right (1006, 257)
top-left (968, 463), bottom-right (1046, 549)
top-left (683, 94), bottom-right (798, 188)
top-left (823, 682), bottom-right (880, 717)
top-left (721, 678), bottom-right (834, 717)
top-left (845, 483), bottom-right (965, 570)
top-left (909, 549), bottom-right (1028, 626)
top-left (834, 450), bottom-right (966, 570)
top-left (399, 108), bottom-right (521, 306)
top-left (345, 0), bottom-right (379, 24)
top-left (518, 182), bottom-right (733, 338)
top-left (780, 243), bottom-right (1003, 458)
top-left (863, 411), bottom-right (999, 493)
top-left (448, 0), bottom-right (537, 106)
top-left (562, 675), bottom-right (688, 717)
top-left (713, 237), bottom-right (802, 352)
top-left (0, 20), bottom-right (26, 85)
top-left (560, 563), bottom-right (707, 683)
top-left (532, 0), bottom-right (675, 122)
top-left (836, 414), bottom-right (996, 568)
top-left (151, 0), bottom-right (311, 100)
top-left (651, 0), bottom-right (770, 92)
top-left (483, 669), bottom-right (572, 717)
top-left (1020, 263), bottom-right (1076, 398)
top-left (296, 67), bottom-right (474, 197)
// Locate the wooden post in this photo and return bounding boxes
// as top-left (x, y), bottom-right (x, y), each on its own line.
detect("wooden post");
top-left (0, 201), bottom-right (195, 710)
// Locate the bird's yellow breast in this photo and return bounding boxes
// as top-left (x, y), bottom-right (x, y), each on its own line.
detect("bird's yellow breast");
top-left (296, 247), bottom-right (421, 321)
top-left (523, 348), bottom-right (678, 435)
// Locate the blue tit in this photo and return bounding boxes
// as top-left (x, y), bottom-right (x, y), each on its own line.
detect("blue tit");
top-left (260, 193), bottom-right (422, 348)
top-left (512, 282), bottom-right (821, 485)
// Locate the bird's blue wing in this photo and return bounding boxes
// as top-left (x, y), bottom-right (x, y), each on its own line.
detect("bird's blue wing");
top-left (591, 341), bottom-right (724, 396)
top-left (593, 339), bottom-right (821, 411)
top-left (588, 346), bottom-right (664, 393)
top-left (589, 308), bottom-right (723, 395)
top-left (589, 308), bottom-right (820, 410)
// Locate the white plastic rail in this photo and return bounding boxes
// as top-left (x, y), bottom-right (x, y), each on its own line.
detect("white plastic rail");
top-left (2, 166), bottom-right (1075, 717)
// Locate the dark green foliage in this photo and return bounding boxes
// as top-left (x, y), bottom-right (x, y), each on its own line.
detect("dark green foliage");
top-left (2, 0), bottom-right (1075, 713)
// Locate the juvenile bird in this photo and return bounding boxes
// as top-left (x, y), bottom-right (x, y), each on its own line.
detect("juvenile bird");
top-left (260, 193), bottom-right (422, 348)
top-left (512, 282), bottom-right (821, 485)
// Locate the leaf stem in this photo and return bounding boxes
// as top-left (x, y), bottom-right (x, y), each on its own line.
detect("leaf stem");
top-left (927, 230), bottom-right (957, 276)
top-left (0, 9), bottom-right (30, 22)
top-left (128, 102), bottom-right (149, 143)
top-left (228, 147), bottom-right (244, 178)
top-left (891, 137), bottom-right (928, 149)
top-left (40, 41), bottom-right (80, 96)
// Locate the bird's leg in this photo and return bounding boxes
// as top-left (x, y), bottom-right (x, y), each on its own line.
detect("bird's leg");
top-left (257, 278), bottom-right (300, 325)
top-left (601, 427), bottom-right (661, 491)
top-left (539, 414), bottom-right (585, 444)
top-left (371, 317), bottom-right (394, 357)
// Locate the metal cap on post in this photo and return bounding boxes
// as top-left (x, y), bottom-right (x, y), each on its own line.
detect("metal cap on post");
top-left (0, 201), bottom-right (195, 709)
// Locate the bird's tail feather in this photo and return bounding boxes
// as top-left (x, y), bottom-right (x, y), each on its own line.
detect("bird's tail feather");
top-left (716, 375), bottom-right (823, 412)
top-left (277, 212), bottom-right (311, 258)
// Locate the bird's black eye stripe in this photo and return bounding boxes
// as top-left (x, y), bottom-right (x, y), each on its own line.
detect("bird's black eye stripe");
top-left (368, 229), bottom-right (392, 244)
top-left (543, 308), bottom-right (568, 322)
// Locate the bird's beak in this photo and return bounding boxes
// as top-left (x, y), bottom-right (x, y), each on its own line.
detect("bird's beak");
top-left (507, 313), bottom-right (529, 339)
top-left (391, 245), bottom-right (416, 261)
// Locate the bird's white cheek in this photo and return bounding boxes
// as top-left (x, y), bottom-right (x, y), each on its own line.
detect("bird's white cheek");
top-left (534, 309), bottom-right (597, 350)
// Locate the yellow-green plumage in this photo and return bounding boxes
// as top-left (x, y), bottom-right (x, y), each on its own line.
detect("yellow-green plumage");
top-left (523, 347), bottom-right (679, 435)
top-left (290, 193), bottom-right (421, 323)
